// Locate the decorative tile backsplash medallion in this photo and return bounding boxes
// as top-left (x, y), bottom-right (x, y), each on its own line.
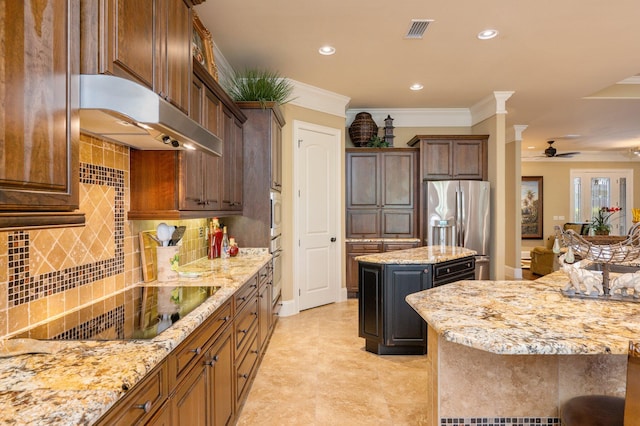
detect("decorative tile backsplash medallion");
top-left (440, 417), bottom-right (560, 426)
top-left (7, 163), bottom-right (125, 308)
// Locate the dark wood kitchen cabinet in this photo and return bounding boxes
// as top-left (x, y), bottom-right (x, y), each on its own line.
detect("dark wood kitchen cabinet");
top-left (220, 106), bottom-right (244, 211)
top-left (224, 102), bottom-right (285, 248)
top-left (237, 102), bottom-right (285, 193)
top-left (129, 150), bottom-right (220, 218)
top-left (346, 149), bottom-right (418, 238)
top-left (358, 256), bottom-right (475, 355)
top-left (0, 0), bottom-right (85, 229)
top-left (359, 262), bottom-right (430, 355)
top-left (128, 60), bottom-right (246, 220)
top-left (95, 362), bottom-right (169, 425)
top-left (407, 135), bottom-right (488, 181)
top-left (80, 0), bottom-right (193, 114)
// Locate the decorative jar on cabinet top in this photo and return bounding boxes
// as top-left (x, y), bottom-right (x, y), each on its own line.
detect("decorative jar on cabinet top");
top-left (349, 112), bottom-right (378, 146)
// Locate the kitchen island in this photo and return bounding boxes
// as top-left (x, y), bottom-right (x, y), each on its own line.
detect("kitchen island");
top-left (0, 250), bottom-right (272, 425)
top-left (357, 246), bottom-right (476, 355)
top-left (406, 271), bottom-right (637, 425)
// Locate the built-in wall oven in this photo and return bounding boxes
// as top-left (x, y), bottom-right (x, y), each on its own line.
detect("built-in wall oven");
top-left (270, 191), bottom-right (282, 238)
top-left (270, 191), bottom-right (282, 304)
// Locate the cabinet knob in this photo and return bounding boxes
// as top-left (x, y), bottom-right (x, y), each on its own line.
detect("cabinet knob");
top-left (205, 355), bottom-right (219, 367)
top-left (190, 347), bottom-right (202, 355)
top-left (135, 401), bottom-right (152, 413)
top-left (239, 329), bottom-right (248, 334)
top-left (423, 269), bottom-right (429, 274)
top-left (330, 237), bottom-right (336, 242)
top-left (239, 373), bottom-right (249, 379)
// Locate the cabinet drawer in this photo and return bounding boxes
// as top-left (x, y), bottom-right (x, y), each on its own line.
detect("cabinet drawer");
top-left (433, 257), bottom-right (475, 283)
top-left (258, 264), bottom-right (271, 288)
top-left (383, 241), bottom-right (419, 251)
top-left (235, 277), bottom-right (258, 314)
top-left (347, 242), bottom-right (383, 252)
top-left (235, 298), bottom-right (259, 356)
top-left (96, 362), bottom-right (167, 426)
top-left (170, 300), bottom-right (231, 387)
top-left (236, 328), bottom-right (259, 404)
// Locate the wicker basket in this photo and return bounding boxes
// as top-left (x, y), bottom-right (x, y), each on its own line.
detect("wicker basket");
top-left (349, 112), bottom-right (378, 146)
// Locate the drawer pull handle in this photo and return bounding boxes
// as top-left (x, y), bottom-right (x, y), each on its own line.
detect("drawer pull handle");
top-left (190, 347), bottom-right (202, 355)
top-left (252, 312), bottom-right (258, 317)
top-left (251, 349), bottom-right (259, 354)
top-left (205, 355), bottom-right (219, 367)
top-left (239, 296), bottom-right (246, 302)
top-left (251, 284), bottom-right (257, 289)
top-left (135, 401), bottom-right (152, 413)
top-left (239, 329), bottom-right (248, 334)
top-left (239, 373), bottom-right (249, 379)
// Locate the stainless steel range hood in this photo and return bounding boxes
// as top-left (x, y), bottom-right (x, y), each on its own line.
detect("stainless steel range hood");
top-left (79, 74), bottom-right (222, 156)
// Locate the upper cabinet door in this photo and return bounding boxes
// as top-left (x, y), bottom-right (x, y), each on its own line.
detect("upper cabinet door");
top-left (0, 0), bottom-right (82, 221)
top-left (158, 0), bottom-right (191, 114)
top-left (84, 0), bottom-right (191, 113)
top-left (346, 152), bottom-right (380, 209)
top-left (381, 151), bottom-right (416, 209)
top-left (103, 0), bottom-right (157, 88)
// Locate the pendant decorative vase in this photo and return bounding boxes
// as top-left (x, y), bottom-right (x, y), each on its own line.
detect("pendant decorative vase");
top-left (349, 112), bottom-right (378, 147)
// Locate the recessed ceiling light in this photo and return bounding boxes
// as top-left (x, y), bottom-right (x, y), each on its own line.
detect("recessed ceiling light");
top-left (477, 29), bottom-right (498, 40)
top-left (318, 45), bottom-right (336, 55)
top-left (410, 83), bottom-right (424, 91)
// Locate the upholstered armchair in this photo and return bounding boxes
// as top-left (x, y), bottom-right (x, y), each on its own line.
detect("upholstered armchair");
top-left (530, 236), bottom-right (556, 276)
top-left (529, 223), bottom-right (590, 276)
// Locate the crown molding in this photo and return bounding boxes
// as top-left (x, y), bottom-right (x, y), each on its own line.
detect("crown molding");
top-left (346, 108), bottom-right (471, 127)
top-left (288, 79), bottom-right (351, 118)
top-left (470, 91), bottom-right (514, 125)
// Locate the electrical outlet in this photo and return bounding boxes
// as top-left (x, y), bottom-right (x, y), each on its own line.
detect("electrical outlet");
top-left (559, 216), bottom-right (565, 220)
top-left (553, 216), bottom-right (559, 220)
top-left (199, 227), bottom-right (204, 237)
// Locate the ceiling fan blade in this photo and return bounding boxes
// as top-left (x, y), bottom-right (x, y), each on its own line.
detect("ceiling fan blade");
top-left (554, 151), bottom-right (580, 157)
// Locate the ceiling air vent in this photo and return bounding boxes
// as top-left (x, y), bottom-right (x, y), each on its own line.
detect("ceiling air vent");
top-left (405, 19), bottom-right (433, 39)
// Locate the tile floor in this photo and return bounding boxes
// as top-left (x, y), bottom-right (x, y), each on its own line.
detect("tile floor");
top-left (236, 299), bottom-right (431, 425)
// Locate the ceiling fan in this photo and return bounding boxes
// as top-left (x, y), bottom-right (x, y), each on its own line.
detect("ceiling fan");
top-left (543, 140), bottom-right (580, 158)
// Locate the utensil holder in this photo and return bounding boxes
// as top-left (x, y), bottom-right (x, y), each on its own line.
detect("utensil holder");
top-left (157, 246), bottom-right (180, 282)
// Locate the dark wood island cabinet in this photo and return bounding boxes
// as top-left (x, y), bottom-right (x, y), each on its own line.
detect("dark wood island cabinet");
top-left (357, 246), bottom-right (476, 355)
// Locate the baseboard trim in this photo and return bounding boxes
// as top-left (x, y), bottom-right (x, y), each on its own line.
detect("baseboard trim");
top-left (505, 265), bottom-right (522, 280)
top-left (278, 299), bottom-right (298, 317)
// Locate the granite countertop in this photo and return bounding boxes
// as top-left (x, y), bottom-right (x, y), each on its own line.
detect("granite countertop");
top-left (345, 238), bottom-right (421, 243)
top-left (0, 249), bottom-right (271, 426)
top-left (406, 271), bottom-right (640, 356)
top-left (355, 245), bottom-right (476, 264)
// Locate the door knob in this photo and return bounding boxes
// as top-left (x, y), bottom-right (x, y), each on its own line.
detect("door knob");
top-left (330, 237), bottom-right (336, 242)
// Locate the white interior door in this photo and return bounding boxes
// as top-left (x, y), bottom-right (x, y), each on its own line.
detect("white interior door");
top-left (294, 121), bottom-right (341, 311)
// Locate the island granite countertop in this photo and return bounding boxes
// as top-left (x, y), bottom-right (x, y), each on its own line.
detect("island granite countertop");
top-left (406, 270), bottom-right (640, 356)
top-left (355, 245), bottom-right (476, 264)
top-left (0, 249), bottom-right (271, 426)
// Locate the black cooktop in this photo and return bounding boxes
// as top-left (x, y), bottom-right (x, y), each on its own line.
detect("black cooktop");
top-left (16, 285), bottom-right (220, 341)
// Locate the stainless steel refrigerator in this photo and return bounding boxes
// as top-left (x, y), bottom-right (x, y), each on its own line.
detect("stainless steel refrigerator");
top-left (424, 180), bottom-right (491, 279)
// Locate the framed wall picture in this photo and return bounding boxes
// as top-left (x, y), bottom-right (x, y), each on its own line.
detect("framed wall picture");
top-left (521, 176), bottom-right (543, 239)
top-left (193, 12), bottom-right (218, 81)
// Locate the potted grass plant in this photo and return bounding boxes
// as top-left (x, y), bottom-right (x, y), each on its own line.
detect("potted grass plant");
top-left (225, 68), bottom-right (294, 107)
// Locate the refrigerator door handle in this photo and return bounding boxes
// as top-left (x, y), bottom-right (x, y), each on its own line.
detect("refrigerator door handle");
top-left (457, 188), bottom-right (465, 246)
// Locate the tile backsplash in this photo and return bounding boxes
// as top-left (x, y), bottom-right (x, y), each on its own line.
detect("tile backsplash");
top-left (0, 135), bottom-right (210, 339)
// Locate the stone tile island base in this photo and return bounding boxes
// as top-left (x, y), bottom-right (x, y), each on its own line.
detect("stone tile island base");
top-left (426, 325), bottom-right (627, 425)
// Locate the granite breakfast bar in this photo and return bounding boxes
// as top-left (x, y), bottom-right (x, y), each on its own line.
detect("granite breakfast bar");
top-left (406, 271), bottom-right (639, 425)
